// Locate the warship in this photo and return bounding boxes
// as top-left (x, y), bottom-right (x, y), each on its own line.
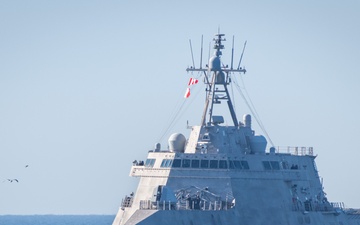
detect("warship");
top-left (112, 33), bottom-right (360, 225)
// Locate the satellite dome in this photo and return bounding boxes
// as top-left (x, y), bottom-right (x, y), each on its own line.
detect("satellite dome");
top-left (168, 133), bottom-right (186, 153)
top-left (209, 55), bottom-right (221, 71)
top-left (249, 135), bottom-right (267, 154)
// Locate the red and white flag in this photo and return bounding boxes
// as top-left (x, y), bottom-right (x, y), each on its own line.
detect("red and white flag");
top-left (188, 78), bottom-right (199, 86)
top-left (184, 88), bottom-right (191, 98)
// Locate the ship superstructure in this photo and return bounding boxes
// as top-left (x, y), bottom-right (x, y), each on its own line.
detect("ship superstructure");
top-left (112, 33), bottom-right (360, 225)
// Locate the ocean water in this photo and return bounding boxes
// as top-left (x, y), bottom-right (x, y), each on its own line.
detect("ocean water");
top-left (0, 215), bottom-right (114, 225)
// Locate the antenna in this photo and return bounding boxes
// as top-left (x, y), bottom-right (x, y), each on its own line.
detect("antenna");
top-left (189, 39), bottom-right (195, 68)
top-left (200, 35), bottom-right (203, 69)
top-left (230, 36), bottom-right (234, 70)
top-left (208, 41), bottom-right (211, 63)
top-left (237, 40), bottom-right (247, 70)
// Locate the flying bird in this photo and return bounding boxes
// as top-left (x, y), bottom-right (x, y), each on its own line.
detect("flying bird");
top-left (6, 179), bottom-right (19, 183)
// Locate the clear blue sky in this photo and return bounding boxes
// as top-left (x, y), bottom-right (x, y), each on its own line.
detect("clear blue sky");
top-left (1, 0), bottom-right (359, 215)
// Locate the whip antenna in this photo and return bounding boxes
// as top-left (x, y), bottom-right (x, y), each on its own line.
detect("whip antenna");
top-left (200, 35), bottom-right (203, 69)
top-left (189, 39), bottom-right (195, 68)
top-left (237, 40), bottom-right (247, 70)
top-left (230, 36), bottom-right (235, 70)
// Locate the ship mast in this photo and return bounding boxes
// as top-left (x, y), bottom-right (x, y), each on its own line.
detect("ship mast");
top-left (186, 33), bottom-right (246, 127)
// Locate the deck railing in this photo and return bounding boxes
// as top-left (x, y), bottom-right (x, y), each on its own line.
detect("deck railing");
top-left (139, 200), bottom-right (234, 211)
top-left (292, 200), bottom-right (344, 213)
top-left (275, 146), bottom-right (314, 156)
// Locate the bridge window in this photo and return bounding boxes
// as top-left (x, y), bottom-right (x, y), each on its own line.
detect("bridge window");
top-left (200, 160), bottom-right (209, 168)
top-left (172, 159), bottom-right (181, 168)
top-left (219, 160), bottom-right (227, 169)
top-left (160, 160), bottom-right (166, 167)
top-left (165, 159), bottom-right (173, 167)
top-left (160, 159), bottom-right (173, 168)
top-left (168, 158), bottom-right (250, 170)
top-left (270, 161), bottom-right (280, 170)
top-left (281, 161), bottom-right (289, 169)
top-left (262, 161), bottom-right (280, 170)
top-left (191, 159), bottom-right (200, 168)
top-left (241, 161), bottom-right (249, 170)
top-left (229, 161), bottom-right (235, 169)
top-left (210, 160), bottom-right (218, 168)
top-left (145, 159), bottom-right (156, 168)
top-left (229, 160), bottom-right (241, 169)
top-left (182, 159), bottom-right (191, 168)
top-left (263, 161), bottom-right (271, 170)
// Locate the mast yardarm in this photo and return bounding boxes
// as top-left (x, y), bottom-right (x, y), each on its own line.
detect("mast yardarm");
top-left (186, 34), bottom-right (246, 127)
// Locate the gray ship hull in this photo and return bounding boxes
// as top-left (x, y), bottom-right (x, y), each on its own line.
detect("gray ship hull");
top-left (115, 207), bottom-right (360, 225)
top-left (113, 153), bottom-right (360, 225)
